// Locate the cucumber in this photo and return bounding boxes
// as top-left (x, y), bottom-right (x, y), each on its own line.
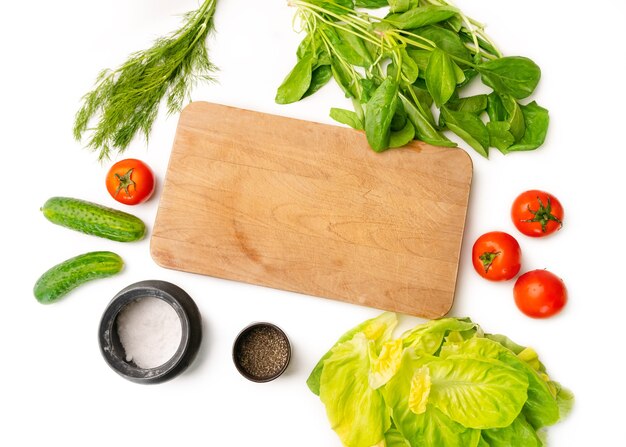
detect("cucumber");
top-left (34, 251), bottom-right (124, 304)
top-left (41, 197), bottom-right (146, 242)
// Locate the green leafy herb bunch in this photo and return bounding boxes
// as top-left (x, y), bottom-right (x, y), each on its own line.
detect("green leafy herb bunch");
top-left (277, 0), bottom-right (549, 156)
top-left (74, 0), bottom-right (218, 160)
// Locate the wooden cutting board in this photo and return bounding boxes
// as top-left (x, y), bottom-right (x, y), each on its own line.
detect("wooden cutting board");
top-left (151, 102), bottom-right (472, 318)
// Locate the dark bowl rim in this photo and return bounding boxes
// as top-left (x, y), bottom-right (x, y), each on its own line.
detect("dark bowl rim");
top-left (98, 280), bottom-right (201, 384)
top-left (232, 322), bottom-right (292, 383)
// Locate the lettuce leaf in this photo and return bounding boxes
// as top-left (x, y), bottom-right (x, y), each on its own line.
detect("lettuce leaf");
top-left (309, 314), bottom-right (573, 447)
top-left (382, 350), bottom-right (481, 447)
top-left (474, 336), bottom-right (561, 427)
top-left (383, 428), bottom-right (411, 447)
top-left (555, 382), bottom-right (575, 420)
top-left (307, 312), bottom-right (397, 395)
top-left (319, 333), bottom-right (390, 447)
top-left (481, 414), bottom-right (543, 446)
top-left (426, 356), bottom-right (529, 429)
top-left (369, 338), bottom-right (404, 389)
top-left (400, 317), bottom-right (477, 354)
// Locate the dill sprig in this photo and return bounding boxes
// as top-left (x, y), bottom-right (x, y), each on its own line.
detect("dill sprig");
top-left (74, 0), bottom-right (218, 160)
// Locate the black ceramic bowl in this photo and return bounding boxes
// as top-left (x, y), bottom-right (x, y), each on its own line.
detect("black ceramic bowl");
top-left (232, 322), bottom-right (291, 383)
top-left (98, 280), bottom-right (202, 384)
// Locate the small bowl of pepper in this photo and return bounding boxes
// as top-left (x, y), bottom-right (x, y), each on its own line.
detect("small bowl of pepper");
top-left (232, 322), bottom-right (291, 382)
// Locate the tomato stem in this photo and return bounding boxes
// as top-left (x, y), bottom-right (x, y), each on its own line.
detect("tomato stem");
top-left (479, 251), bottom-right (500, 273)
top-left (114, 168), bottom-right (136, 198)
top-left (522, 196), bottom-right (562, 233)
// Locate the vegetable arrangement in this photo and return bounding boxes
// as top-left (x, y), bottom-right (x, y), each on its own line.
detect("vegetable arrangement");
top-left (74, 0), bottom-right (218, 160)
top-left (277, 0), bottom-right (548, 156)
top-left (472, 190), bottom-right (567, 318)
top-left (35, 193), bottom-right (149, 303)
top-left (308, 312), bottom-right (573, 447)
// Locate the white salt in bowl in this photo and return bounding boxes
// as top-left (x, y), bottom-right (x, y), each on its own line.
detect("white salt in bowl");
top-left (98, 280), bottom-right (202, 384)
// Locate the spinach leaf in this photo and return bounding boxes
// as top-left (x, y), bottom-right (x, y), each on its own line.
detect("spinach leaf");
top-left (447, 94), bottom-right (488, 115)
top-left (355, 0), bottom-right (389, 7)
top-left (507, 101), bottom-right (549, 152)
top-left (452, 60), bottom-right (466, 84)
top-left (354, 0), bottom-right (388, 9)
top-left (389, 121), bottom-right (415, 148)
top-left (457, 68), bottom-right (478, 88)
top-left (410, 83), bottom-right (434, 109)
top-left (486, 91), bottom-right (506, 121)
top-left (400, 49), bottom-right (420, 83)
top-left (412, 25), bottom-right (472, 64)
top-left (323, 24), bottom-right (373, 68)
top-left (365, 78), bottom-right (399, 151)
top-left (275, 57), bottom-right (313, 104)
top-left (425, 48), bottom-right (457, 107)
top-left (279, 0), bottom-right (549, 154)
top-left (446, 14), bottom-right (463, 32)
top-left (359, 78), bottom-right (378, 103)
top-left (385, 5), bottom-right (459, 30)
top-left (400, 94), bottom-right (456, 147)
top-left (441, 107), bottom-right (490, 157)
top-left (330, 107), bottom-right (364, 130)
top-left (331, 55), bottom-right (360, 99)
top-left (459, 31), bottom-right (500, 60)
top-left (501, 94), bottom-right (526, 141)
top-left (303, 65), bottom-right (333, 98)
top-left (388, 0), bottom-right (416, 13)
top-left (388, 48), bottom-right (420, 84)
top-left (390, 101), bottom-right (408, 131)
top-left (406, 49), bottom-right (431, 76)
top-left (296, 34), bottom-right (315, 60)
top-left (486, 121), bottom-right (515, 153)
top-left (308, 0), bottom-right (355, 14)
top-left (477, 56), bottom-right (541, 99)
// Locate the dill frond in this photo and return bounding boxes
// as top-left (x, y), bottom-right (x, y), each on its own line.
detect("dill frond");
top-left (74, 0), bottom-right (218, 160)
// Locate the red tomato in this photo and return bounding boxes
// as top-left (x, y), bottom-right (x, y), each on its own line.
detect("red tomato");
top-left (513, 269), bottom-right (567, 318)
top-left (472, 231), bottom-right (522, 281)
top-left (511, 190), bottom-right (563, 237)
top-left (106, 159), bottom-right (155, 205)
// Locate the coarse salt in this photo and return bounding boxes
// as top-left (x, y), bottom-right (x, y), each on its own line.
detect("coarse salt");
top-left (116, 297), bottom-right (182, 369)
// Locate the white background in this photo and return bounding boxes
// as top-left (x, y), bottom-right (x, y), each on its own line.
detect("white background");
top-left (1, 1), bottom-right (624, 445)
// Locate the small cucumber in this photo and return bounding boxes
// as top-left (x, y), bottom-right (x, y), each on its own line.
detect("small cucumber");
top-left (41, 197), bottom-right (146, 242)
top-left (34, 251), bottom-right (124, 304)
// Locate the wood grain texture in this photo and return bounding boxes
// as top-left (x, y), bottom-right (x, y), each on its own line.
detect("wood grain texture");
top-left (151, 102), bottom-right (472, 318)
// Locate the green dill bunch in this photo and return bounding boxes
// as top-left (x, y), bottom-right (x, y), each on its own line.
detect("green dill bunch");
top-left (74, 0), bottom-right (218, 160)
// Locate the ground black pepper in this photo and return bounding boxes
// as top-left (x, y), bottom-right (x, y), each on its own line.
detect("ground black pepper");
top-left (235, 324), bottom-right (290, 381)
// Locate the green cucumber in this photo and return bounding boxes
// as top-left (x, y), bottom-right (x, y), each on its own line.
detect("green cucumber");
top-left (34, 251), bottom-right (124, 304)
top-left (41, 197), bottom-right (146, 242)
